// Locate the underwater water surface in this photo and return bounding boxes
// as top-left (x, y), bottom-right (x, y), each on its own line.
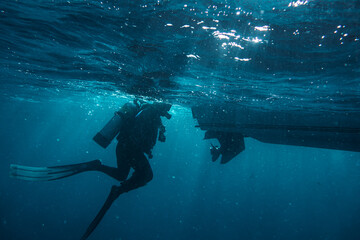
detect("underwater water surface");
top-left (1, 0), bottom-right (360, 239)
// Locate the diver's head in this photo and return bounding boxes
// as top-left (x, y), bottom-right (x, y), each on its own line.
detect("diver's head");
top-left (152, 102), bottom-right (172, 119)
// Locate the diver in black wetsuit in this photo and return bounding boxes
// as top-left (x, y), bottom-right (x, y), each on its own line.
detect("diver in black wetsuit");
top-left (10, 100), bottom-right (172, 240)
top-left (96, 101), bottom-right (171, 192)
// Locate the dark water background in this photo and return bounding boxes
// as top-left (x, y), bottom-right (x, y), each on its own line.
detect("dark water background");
top-left (1, 0), bottom-right (360, 239)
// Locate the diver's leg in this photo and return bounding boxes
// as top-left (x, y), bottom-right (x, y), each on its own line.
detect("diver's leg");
top-left (121, 152), bottom-right (153, 192)
top-left (93, 142), bottom-right (132, 182)
top-left (80, 153), bottom-right (152, 240)
top-left (96, 164), bottom-right (130, 182)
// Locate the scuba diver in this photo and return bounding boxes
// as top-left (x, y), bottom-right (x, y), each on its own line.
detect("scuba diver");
top-left (10, 100), bottom-right (172, 240)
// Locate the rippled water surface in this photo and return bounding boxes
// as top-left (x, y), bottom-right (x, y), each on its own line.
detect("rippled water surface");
top-left (1, 0), bottom-right (359, 110)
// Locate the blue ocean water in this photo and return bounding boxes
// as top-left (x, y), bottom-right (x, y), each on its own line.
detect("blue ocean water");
top-left (0, 0), bottom-right (360, 239)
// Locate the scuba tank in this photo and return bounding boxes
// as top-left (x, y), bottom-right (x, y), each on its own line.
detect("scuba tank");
top-left (93, 112), bottom-right (123, 148)
top-left (93, 102), bottom-right (139, 148)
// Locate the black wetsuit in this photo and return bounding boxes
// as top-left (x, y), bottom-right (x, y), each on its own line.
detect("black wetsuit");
top-left (114, 103), bottom-right (164, 192)
top-left (80, 102), bottom-right (169, 239)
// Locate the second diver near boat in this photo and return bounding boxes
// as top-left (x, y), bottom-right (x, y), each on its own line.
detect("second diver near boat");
top-left (10, 100), bottom-right (172, 240)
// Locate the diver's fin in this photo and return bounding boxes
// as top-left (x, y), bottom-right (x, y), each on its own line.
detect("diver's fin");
top-left (81, 185), bottom-right (124, 240)
top-left (9, 160), bottom-right (101, 181)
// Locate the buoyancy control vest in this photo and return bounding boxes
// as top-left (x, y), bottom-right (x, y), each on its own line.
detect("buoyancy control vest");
top-left (93, 102), bottom-right (140, 148)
